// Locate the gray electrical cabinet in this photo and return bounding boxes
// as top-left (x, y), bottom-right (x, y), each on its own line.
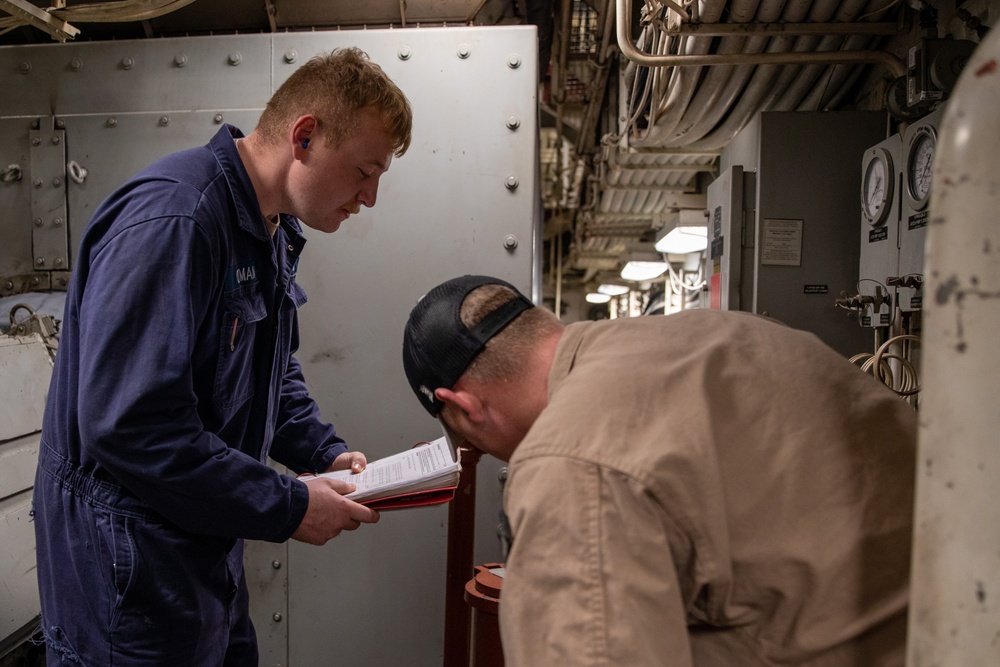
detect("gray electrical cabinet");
top-left (0, 27), bottom-right (538, 666)
top-left (714, 111), bottom-right (885, 358)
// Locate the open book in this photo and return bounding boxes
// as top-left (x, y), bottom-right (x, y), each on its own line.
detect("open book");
top-left (304, 437), bottom-right (461, 511)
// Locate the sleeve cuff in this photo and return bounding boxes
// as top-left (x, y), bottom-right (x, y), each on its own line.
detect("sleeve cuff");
top-left (277, 477), bottom-right (311, 543)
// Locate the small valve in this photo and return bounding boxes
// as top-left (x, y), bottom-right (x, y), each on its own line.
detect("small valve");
top-left (887, 275), bottom-right (923, 290)
top-left (836, 294), bottom-right (866, 310)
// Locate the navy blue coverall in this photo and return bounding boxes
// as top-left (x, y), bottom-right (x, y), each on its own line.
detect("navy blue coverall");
top-left (33, 125), bottom-right (348, 665)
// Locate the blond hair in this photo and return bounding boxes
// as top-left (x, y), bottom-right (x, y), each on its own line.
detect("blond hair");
top-left (459, 284), bottom-right (563, 385)
top-left (256, 47), bottom-right (412, 156)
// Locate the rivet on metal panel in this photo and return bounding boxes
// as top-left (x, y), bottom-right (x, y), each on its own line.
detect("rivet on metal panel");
top-left (228, 52), bottom-right (242, 66)
top-left (214, 114), bottom-right (224, 124)
top-left (457, 44), bottom-right (471, 59)
top-left (106, 117), bottom-right (117, 128)
top-left (35, 258), bottom-right (45, 266)
top-left (19, 61), bottom-right (30, 74)
top-left (58, 277), bottom-right (67, 287)
top-left (33, 178), bottom-right (43, 188)
top-left (52, 177), bottom-right (62, 188)
top-left (272, 613), bottom-right (283, 622)
top-left (51, 135), bottom-right (61, 145)
top-left (121, 57), bottom-right (134, 70)
top-left (55, 119), bottom-right (65, 129)
top-left (506, 116), bottom-right (520, 130)
top-left (503, 234), bottom-right (519, 250)
top-left (31, 276), bottom-right (40, 286)
top-left (33, 218), bottom-right (42, 227)
top-left (4, 281), bottom-right (12, 290)
top-left (398, 46), bottom-right (411, 60)
top-left (55, 258), bottom-right (64, 266)
top-left (159, 116), bottom-right (170, 127)
top-left (54, 217), bottom-right (63, 227)
top-left (70, 58), bottom-right (83, 71)
top-left (504, 175), bottom-right (519, 190)
top-left (174, 54), bottom-right (187, 67)
top-left (271, 560), bottom-right (282, 569)
top-left (32, 137), bottom-right (41, 146)
top-left (507, 54), bottom-right (522, 69)
top-left (283, 50), bottom-right (297, 64)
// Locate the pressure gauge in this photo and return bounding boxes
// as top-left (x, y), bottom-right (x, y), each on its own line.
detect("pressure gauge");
top-left (905, 125), bottom-right (936, 211)
top-left (861, 147), bottom-right (894, 226)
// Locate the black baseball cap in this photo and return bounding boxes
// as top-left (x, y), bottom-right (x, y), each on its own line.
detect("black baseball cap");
top-left (402, 275), bottom-right (534, 417)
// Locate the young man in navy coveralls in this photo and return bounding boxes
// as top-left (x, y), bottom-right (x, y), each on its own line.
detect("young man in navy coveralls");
top-left (33, 48), bottom-right (412, 665)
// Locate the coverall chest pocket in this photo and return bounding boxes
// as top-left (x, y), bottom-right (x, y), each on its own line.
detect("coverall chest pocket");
top-left (215, 288), bottom-right (267, 411)
top-left (274, 280), bottom-right (307, 375)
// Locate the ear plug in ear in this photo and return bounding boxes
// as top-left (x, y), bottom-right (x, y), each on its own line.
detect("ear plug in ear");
top-left (301, 138), bottom-right (310, 149)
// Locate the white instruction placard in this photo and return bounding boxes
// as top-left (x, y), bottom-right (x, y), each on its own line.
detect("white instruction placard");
top-left (761, 218), bottom-right (803, 266)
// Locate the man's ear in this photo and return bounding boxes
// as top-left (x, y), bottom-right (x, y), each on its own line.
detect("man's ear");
top-left (435, 387), bottom-right (485, 425)
top-left (290, 115), bottom-right (317, 157)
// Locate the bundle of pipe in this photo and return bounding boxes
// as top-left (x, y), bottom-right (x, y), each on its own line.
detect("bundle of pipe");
top-left (625, 0), bottom-right (900, 150)
top-left (0, 0), bottom-right (197, 33)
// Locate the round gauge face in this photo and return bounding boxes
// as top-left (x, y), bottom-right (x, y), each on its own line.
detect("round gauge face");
top-left (861, 149), bottom-right (892, 226)
top-left (907, 129), bottom-right (936, 207)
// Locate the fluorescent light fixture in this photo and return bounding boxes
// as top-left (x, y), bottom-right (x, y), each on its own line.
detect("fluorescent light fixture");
top-left (655, 226), bottom-right (708, 254)
top-left (654, 210), bottom-right (708, 254)
top-left (619, 245), bottom-right (668, 282)
top-left (585, 292), bottom-right (611, 304)
top-left (621, 261), bottom-right (668, 281)
top-left (597, 283), bottom-right (629, 296)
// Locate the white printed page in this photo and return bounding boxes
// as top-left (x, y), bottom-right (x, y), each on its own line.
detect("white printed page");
top-left (317, 437), bottom-right (460, 502)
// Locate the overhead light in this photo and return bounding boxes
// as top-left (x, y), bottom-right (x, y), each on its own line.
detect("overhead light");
top-left (621, 261), bottom-right (668, 281)
top-left (654, 209), bottom-right (708, 254)
top-left (585, 292), bottom-right (611, 303)
top-left (619, 245), bottom-right (668, 282)
top-left (597, 283), bottom-right (629, 296)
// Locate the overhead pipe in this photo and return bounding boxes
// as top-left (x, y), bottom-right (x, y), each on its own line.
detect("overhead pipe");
top-left (0, 0), bottom-right (79, 40)
top-left (627, 0), bottom-right (900, 146)
top-left (662, 0), bottom-right (788, 147)
top-left (50, 0), bottom-right (196, 22)
top-left (823, 42), bottom-right (875, 108)
top-left (681, 0), bottom-right (897, 149)
top-left (778, 0), bottom-right (881, 112)
top-left (632, 0), bottom-right (730, 146)
top-left (658, 0), bottom-right (762, 144)
top-left (615, 0), bottom-right (905, 79)
top-left (648, 0), bottom-right (804, 147)
top-left (681, 56), bottom-right (795, 150)
top-left (678, 0), bottom-right (818, 150)
top-left (660, 18), bottom-right (905, 36)
top-left (798, 33), bottom-right (872, 109)
top-left (775, 38), bottom-right (841, 109)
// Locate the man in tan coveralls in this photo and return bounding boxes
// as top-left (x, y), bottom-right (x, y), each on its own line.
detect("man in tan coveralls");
top-left (402, 275), bottom-right (917, 667)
